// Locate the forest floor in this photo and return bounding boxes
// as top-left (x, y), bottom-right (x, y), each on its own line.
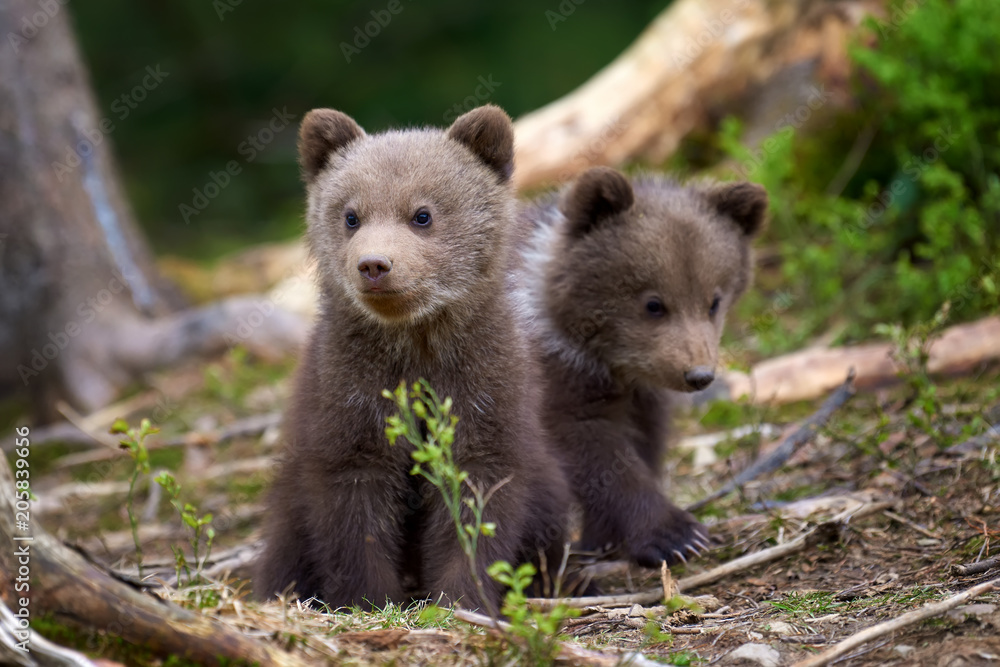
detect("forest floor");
top-left (17, 335), bottom-right (1000, 666)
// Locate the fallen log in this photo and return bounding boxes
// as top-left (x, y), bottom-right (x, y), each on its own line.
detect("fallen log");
top-left (0, 448), bottom-right (307, 666)
top-left (722, 315), bottom-right (1000, 406)
top-left (511, 0), bottom-right (884, 191)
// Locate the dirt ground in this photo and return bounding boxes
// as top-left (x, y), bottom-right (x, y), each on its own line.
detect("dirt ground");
top-left (18, 351), bottom-right (1000, 666)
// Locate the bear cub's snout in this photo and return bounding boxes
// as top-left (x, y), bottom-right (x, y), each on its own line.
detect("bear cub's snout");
top-left (357, 254), bottom-right (392, 283)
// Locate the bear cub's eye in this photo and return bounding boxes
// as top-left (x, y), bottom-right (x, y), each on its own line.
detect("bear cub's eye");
top-left (345, 211), bottom-right (359, 229)
top-left (645, 297), bottom-right (666, 318)
top-left (412, 208), bottom-right (432, 227)
top-left (709, 294), bottom-right (721, 317)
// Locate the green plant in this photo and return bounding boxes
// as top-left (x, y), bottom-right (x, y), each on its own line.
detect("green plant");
top-left (875, 302), bottom-right (953, 446)
top-left (488, 561), bottom-right (579, 665)
top-left (383, 379), bottom-right (578, 665)
top-left (111, 417), bottom-right (158, 576)
top-left (383, 380), bottom-right (498, 616)
top-left (112, 418), bottom-right (215, 586)
top-left (153, 471), bottom-right (215, 585)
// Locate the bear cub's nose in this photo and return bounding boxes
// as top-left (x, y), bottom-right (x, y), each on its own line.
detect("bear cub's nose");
top-left (684, 366), bottom-right (715, 391)
top-left (358, 254), bottom-right (392, 282)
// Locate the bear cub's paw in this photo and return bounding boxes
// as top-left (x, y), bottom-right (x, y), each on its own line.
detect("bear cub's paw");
top-left (627, 501), bottom-right (712, 569)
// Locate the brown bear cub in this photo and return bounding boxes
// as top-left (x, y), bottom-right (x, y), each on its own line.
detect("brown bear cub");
top-left (254, 105), bottom-right (568, 611)
top-left (520, 167), bottom-right (767, 568)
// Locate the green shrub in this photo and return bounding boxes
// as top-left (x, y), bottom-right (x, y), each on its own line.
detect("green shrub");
top-left (723, 0), bottom-right (1000, 354)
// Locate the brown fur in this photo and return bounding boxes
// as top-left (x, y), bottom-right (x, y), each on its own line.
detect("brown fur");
top-left (520, 167), bottom-right (767, 567)
top-left (254, 106), bottom-right (568, 611)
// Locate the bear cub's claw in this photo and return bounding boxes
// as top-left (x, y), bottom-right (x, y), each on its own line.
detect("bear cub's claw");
top-left (628, 504), bottom-right (711, 569)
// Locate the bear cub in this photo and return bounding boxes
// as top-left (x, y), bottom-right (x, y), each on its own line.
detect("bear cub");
top-left (521, 167), bottom-right (767, 568)
top-left (254, 105), bottom-right (568, 611)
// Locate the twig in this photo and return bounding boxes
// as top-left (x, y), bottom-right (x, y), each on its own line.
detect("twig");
top-left (688, 369), bottom-right (856, 512)
top-left (159, 542), bottom-right (262, 587)
top-left (660, 560), bottom-right (674, 600)
top-left (944, 422), bottom-right (1000, 456)
top-left (453, 609), bottom-right (663, 666)
top-left (883, 510), bottom-right (940, 540)
top-left (790, 576), bottom-right (1000, 667)
top-left (662, 626), bottom-right (716, 635)
top-left (527, 500), bottom-right (892, 611)
top-left (679, 500), bottom-right (890, 592)
top-left (35, 456), bottom-right (274, 515)
top-left (53, 412), bottom-right (283, 468)
top-left (952, 556), bottom-right (1000, 577)
top-left (56, 400), bottom-right (121, 450)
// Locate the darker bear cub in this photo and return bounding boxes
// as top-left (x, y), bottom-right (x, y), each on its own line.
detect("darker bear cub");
top-left (521, 167), bottom-right (767, 568)
top-left (254, 105), bottom-right (568, 611)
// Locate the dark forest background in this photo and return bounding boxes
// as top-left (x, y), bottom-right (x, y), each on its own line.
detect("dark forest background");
top-left (71, 1), bottom-right (670, 258)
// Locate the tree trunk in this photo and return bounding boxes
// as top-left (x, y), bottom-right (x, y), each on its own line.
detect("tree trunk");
top-left (0, 1), bottom-right (306, 416)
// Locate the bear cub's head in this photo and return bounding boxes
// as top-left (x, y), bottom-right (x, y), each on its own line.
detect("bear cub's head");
top-left (545, 167), bottom-right (768, 393)
top-left (299, 105), bottom-right (515, 324)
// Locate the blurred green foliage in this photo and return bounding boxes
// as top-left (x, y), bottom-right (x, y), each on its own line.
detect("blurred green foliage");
top-left (71, 1), bottom-right (670, 257)
top-left (723, 0), bottom-right (1000, 354)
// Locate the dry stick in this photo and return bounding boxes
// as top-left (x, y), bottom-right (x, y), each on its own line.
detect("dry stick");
top-left (7, 393), bottom-right (162, 452)
top-left (53, 411), bottom-right (282, 468)
top-left (790, 575), bottom-right (1000, 667)
top-left (453, 609), bottom-right (663, 667)
top-left (56, 401), bottom-right (122, 450)
top-left (687, 369), bottom-right (857, 513)
top-left (527, 501), bottom-right (893, 611)
top-left (35, 458), bottom-right (275, 515)
top-left (660, 561), bottom-right (674, 600)
top-left (952, 556), bottom-right (1000, 577)
top-left (882, 510), bottom-right (940, 540)
top-left (0, 454), bottom-right (308, 667)
top-left (944, 421), bottom-right (1000, 456)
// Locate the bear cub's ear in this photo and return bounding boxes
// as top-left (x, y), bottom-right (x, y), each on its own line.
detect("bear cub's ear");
top-left (704, 182), bottom-right (769, 237)
top-left (298, 109), bottom-right (366, 184)
top-left (561, 167), bottom-right (634, 238)
top-left (447, 105), bottom-right (515, 182)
